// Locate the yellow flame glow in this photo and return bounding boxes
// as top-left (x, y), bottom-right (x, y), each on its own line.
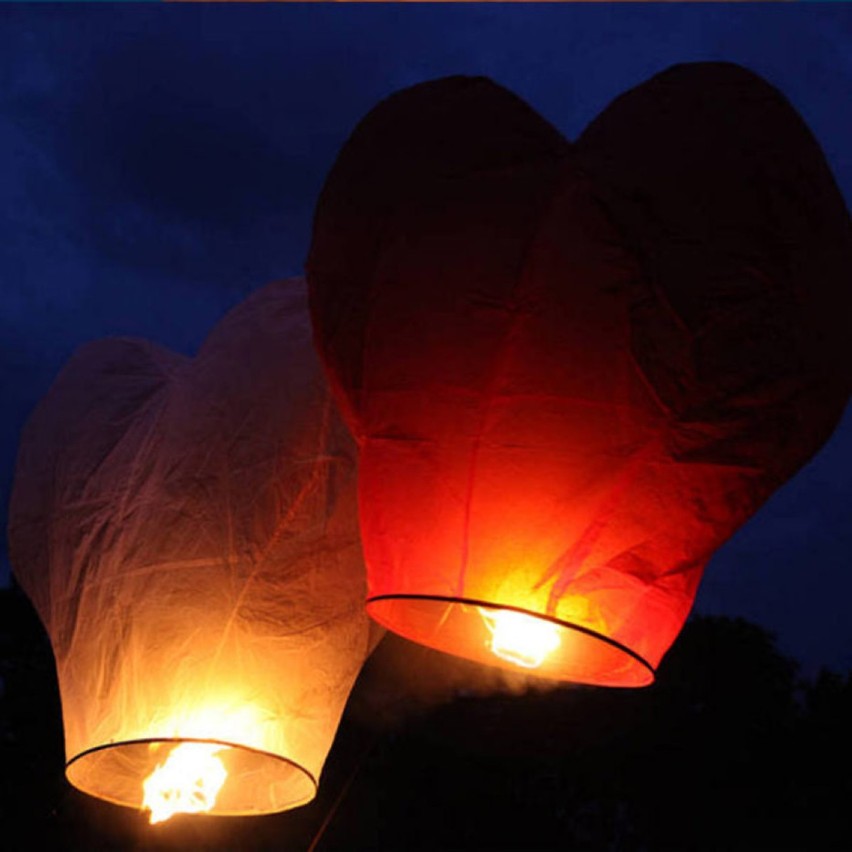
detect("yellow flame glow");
top-left (142, 742), bottom-right (229, 824)
top-left (479, 607), bottom-right (561, 669)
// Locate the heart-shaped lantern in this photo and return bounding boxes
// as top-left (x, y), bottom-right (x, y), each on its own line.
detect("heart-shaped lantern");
top-left (307, 64), bottom-right (851, 686)
top-left (9, 279), bottom-right (375, 820)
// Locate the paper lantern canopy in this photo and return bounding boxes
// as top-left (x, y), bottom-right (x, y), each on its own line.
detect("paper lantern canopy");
top-left (8, 279), bottom-right (375, 820)
top-left (307, 65), bottom-right (852, 686)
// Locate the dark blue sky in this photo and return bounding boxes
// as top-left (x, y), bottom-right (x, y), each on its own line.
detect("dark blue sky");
top-left (1, 4), bottom-right (849, 676)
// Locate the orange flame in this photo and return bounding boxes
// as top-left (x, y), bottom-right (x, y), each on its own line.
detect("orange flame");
top-left (479, 607), bottom-right (561, 669)
top-left (142, 742), bottom-right (229, 824)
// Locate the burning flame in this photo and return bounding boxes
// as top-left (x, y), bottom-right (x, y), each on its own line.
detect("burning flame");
top-left (142, 742), bottom-right (229, 824)
top-left (479, 607), bottom-right (561, 669)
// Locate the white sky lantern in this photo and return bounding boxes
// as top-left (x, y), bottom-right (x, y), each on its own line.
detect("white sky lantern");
top-left (8, 278), bottom-right (375, 821)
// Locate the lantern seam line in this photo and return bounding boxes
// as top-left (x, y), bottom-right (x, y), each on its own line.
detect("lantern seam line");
top-left (455, 160), bottom-right (568, 599)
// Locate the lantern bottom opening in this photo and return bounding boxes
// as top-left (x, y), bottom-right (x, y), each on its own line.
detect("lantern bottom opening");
top-left (367, 595), bottom-right (655, 687)
top-left (65, 737), bottom-right (317, 817)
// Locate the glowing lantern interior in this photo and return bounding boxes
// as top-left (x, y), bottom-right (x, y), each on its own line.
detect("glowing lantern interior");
top-left (478, 608), bottom-right (561, 669)
top-left (368, 596), bottom-right (653, 685)
top-left (142, 742), bottom-right (228, 824)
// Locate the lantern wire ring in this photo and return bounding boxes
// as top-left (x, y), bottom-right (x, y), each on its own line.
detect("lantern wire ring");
top-left (366, 593), bottom-right (656, 681)
top-left (65, 736), bottom-right (319, 813)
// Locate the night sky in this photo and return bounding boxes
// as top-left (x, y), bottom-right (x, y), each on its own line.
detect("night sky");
top-left (1, 2), bottom-right (850, 683)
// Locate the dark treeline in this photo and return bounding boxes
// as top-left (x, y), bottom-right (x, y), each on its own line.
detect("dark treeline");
top-left (1, 581), bottom-right (849, 851)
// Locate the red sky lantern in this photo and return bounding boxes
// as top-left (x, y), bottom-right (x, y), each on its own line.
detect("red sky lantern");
top-left (307, 64), bottom-right (852, 686)
top-left (9, 279), bottom-right (376, 822)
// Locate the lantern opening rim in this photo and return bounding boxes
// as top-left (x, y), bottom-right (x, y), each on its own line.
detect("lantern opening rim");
top-left (366, 593), bottom-right (656, 687)
top-left (65, 736), bottom-right (318, 817)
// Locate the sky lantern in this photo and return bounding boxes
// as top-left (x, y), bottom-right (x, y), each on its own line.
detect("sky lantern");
top-left (307, 64), bottom-right (852, 686)
top-left (8, 278), bottom-right (376, 822)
